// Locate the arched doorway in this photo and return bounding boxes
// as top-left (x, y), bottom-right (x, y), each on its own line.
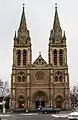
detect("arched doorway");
top-left (32, 91), bottom-right (48, 109)
top-left (18, 95), bottom-right (25, 108)
top-left (55, 95), bottom-right (63, 108)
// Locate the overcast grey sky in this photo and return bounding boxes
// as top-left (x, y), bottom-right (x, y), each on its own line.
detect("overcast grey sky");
top-left (0, 0), bottom-right (78, 88)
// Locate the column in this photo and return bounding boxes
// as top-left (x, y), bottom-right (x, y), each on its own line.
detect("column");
top-left (50, 49), bottom-right (52, 64)
top-left (21, 50), bottom-right (23, 66)
top-left (57, 50), bottom-right (59, 66)
top-left (27, 48), bottom-right (30, 64)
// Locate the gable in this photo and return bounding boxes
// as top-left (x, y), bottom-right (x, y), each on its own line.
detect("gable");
top-left (33, 54), bottom-right (47, 67)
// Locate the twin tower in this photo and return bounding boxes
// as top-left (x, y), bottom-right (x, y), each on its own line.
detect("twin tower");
top-left (11, 4), bottom-right (70, 109)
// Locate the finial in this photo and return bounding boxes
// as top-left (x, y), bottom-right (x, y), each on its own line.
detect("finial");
top-left (55, 3), bottom-right (57, 10)
top-left (63, 31), bottom-right (66, 40)
top-left (64, 31), bottom-right (65, 35)
top-left (39, 52), bottom-right (41, 56)
top-left (23, 3), bottom-right (25, 10)
top-left (63, 31), bottom-right (66, 37)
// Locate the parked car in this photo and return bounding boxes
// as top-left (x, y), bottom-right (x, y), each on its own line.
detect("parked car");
top-left (41, 107), bottom-right (60, 114)
top-left (68, 110), bottom-right (78, 120)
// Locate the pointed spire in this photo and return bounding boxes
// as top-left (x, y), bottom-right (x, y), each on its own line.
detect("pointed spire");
top-left (53, 3), bottom-right (61, 31)
top-left (62, 31), bottom-right (66, 44)
top-left (63, 31), bottom-right (66, 39)
top-left (19, 4), bottom-right (27, 32)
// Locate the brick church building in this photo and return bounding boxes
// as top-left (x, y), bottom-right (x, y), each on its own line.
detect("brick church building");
top-left (11, 4), bottom-right (70, 109)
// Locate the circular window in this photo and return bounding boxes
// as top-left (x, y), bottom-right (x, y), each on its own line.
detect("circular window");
top-left (35, 71), bottom-right (45, 83)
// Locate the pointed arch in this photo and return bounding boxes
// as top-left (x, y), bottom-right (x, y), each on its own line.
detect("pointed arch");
top-left (55, 95), bottom-right (64, 108)
top-left (17, 95), bottom-right (25, 108)
top-left (53, 49), bottom-right (57, 65)
top-left (23, 50), bottom-right (27, 65)
top-left (55, 71), bottom-right (63, 82)
top-left (59, 49), bottom-right (63, 65)
top-left (17, 49), bottom-right (21, 65)
top-left (32, 91), bottom-right (48, 102)
top-left (18, 72), bottom-right (25, 82)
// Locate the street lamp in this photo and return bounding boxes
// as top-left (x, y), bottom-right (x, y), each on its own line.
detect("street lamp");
top-left (2, 100), bottom-right (6, 114)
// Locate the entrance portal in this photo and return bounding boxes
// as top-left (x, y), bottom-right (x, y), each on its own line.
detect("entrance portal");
top-left (36, 101), bottom-right (39, 109)
top-left (18, 95), bottom-right (25, 108)
top-left (33, 91), bottom-right (48, 109)
top-left (41, 101), bottom-right (45, 107)
top-left (35, 101), bottom-right (45, 109)
top-left (18, 101), bottom-right (25, 108)
top-left (55, 95), bottom-right (63, 108)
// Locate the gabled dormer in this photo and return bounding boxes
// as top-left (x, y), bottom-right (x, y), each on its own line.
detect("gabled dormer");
top-left (33, 53), bottom-right (47, 67)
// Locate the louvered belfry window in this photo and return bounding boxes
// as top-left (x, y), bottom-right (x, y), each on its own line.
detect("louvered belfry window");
top-left (23, 50), bottom-right (26, 65)
top-left (17, 50), bottom-right (21, 65)
top-left (59, 49), bottom-right (63, 65)
top-left (53, 49), bottom-right (57, 65)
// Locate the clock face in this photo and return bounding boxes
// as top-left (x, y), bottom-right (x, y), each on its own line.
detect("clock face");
top-left (35, 71), bottom-right (45, 83)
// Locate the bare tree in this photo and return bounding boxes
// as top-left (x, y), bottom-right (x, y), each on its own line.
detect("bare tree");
top-left (70, 85), bottom-right (78, 109)
top-left (0, 79), bottom-right (9, 99)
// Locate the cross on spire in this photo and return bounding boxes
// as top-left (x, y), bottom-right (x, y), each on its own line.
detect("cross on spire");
top-left (23, 3), bottom-right (25, 9)
top-left (55, 3), bottom-right (57, 8)
top-left (39, 52), bottom-right (41, 56)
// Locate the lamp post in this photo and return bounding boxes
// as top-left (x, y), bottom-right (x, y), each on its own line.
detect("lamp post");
top-left (2, 101), bottom-right (6, 114)
top-left (26, 97), bottom-right (31, 112)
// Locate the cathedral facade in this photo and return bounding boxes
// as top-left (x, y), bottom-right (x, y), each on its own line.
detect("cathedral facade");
top-left (11, 5), bottom-right (70, 109)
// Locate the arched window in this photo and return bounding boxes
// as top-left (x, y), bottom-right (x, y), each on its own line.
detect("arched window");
top-left (23, 50), bottom-right (26, 65)
top-left (59, 49), bottom-right (63, 65)
top-left (18, 76), bottom-right (21, 82)
top-left (22, 76), bottom-right (25, 82)
top-left (17, 50), bottom-right (21, 65)
top-left (18, 72), bottom-right (25, 82)
top-left (59, 76), bottom-right (62, 82)
top-left (55, 71), bottom-right (63, 82)
top-left (53, 49), bottom-right (57, 65)
top-left (55, 76), bottom-right (58, 82)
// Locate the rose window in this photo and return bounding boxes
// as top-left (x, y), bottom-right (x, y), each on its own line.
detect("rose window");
top-left (35, 71), bottom-right (45, 83)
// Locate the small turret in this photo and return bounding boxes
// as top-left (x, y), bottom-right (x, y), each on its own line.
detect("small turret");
top-left (62, 31), bottom-right (66, 44)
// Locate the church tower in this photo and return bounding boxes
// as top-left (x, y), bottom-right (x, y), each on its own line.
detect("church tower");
top-left (48, 4), bottom-right (70, 108)
top-left (11, 5), bottom-right (32, 108)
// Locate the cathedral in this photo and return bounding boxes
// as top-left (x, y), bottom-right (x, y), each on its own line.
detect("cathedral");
top-left (11, 4), bottom-right (70, 109)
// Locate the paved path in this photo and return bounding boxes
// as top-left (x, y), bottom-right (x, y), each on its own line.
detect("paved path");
top-left (0, 112), bottom-right (70, 120)
top-left (52, 113), bottom-right (69, 118)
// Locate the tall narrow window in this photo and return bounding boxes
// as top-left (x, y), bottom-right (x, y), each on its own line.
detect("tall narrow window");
top-left (59, 49), bottom-right (63, 65)
top-left (23, 50), bottom-right (26, 65)
top-left (55, 71), bottom-right (62, 83)
top-left (59, 76), bottom-right (62, 82)
top-left (55, 76), bottom-right (58, 82)
top-left (17, 50), bottom-right (21, 65)
top-left (18, 76), bottom-right (21, 82)
top-left (18, 72), bottom-right (25, 82)
top-left (53, 49), bottom-right (57, 65)
top-left (22, 76), bottom-right (25, 82)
